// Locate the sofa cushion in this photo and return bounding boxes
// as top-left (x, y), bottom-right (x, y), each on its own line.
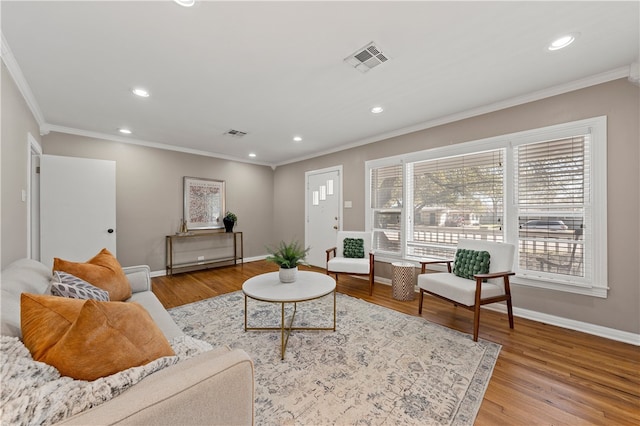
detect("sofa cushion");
top-left (128, 291), bottom-right (185, 340)
top-left (52, 271), bottom-right (110, 301)
top-left (53, 248), bottom-right (132, 301)
top-left (1, 334), bottom-right (213, 426)
top-left (343, 238), bottom-right (365, 258)
top-left (21, 293), bottom-right (174, 381)
top-left (0, 259), bottom-right (52, 338)
top-left (452, 249), bottom-right (490, 280)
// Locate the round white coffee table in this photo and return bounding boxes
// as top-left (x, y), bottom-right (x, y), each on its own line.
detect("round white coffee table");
top-left (242, 271), bottom-right (336, 360)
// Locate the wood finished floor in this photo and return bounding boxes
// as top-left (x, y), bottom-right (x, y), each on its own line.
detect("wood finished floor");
top-left (152, 261), bottom-right (640, 425)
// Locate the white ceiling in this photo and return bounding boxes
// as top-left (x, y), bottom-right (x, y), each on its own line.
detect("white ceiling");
top-left (2, 1), bottom-right (639, 166)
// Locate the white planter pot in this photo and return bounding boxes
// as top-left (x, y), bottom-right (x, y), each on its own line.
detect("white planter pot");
top-left (279, 266), bottom-right (298, 283)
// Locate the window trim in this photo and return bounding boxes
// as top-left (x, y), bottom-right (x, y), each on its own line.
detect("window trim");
top-left (365, 116), bottom-right (608, 298)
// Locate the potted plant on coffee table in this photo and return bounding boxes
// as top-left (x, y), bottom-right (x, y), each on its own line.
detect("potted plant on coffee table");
top-left (266, 240), bottom-right (310, 283)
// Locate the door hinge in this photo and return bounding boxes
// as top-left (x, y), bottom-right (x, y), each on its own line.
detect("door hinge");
top-left (36, 166), bottom-right (40, 174)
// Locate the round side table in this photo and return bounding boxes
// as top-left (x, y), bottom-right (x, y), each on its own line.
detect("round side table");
top-left (392, 262), bottom-right (416, 301)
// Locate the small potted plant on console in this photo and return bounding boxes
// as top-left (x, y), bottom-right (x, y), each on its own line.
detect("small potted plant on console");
top-left (223, 211), bottom-right (237, 232)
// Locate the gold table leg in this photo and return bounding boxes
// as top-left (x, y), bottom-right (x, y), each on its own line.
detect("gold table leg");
top-left (244, 289), bottom-right (337, 360)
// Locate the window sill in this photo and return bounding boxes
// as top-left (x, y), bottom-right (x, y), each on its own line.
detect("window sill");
top-left (511, 276), bottom-right (608, 298)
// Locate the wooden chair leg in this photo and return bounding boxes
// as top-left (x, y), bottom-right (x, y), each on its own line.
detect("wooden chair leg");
top-left (369, 274), bottom-right (373, 296)
top-left (473, 304), bottom-right (481, 342)
top-left (418, 289), bottom-right (424, 315)
top-left (506, 296), bottom-right (514, 329)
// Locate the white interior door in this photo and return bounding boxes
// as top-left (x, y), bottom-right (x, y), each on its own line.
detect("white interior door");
top-left (40, 155), bottom-right (116, 269)
top-left (305, 166), bottom-right (342, 267)
top-left (28, 134), bottom-right (42, 261)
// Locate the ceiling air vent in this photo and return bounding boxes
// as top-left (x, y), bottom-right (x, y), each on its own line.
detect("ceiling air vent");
top-left (224, 129), bottom-right (248, 138)
top-left (344, 42), bottom-right (390, 73)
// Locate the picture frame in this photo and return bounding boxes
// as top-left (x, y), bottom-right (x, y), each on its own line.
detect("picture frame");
top-left (183, 177), bottom-right (226, 230)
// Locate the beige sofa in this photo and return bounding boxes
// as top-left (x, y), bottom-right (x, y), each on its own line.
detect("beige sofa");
top-left (1, 258), bottom-right (254, 425)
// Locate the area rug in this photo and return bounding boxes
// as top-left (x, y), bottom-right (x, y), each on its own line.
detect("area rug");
top-left (169, 291), bottom-right (500, 425)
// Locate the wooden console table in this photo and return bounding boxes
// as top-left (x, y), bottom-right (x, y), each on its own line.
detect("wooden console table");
top-left (165, 231), bottom-right (243, 276)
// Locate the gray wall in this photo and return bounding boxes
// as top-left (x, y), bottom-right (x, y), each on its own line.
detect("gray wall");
top-left (41, 134), bottom-right (275, 271)
top-left (1, 62), bottom-right (41, 267)
top-left (273, 78), bottom-right (640, 334)
top-left (2, 62), bottom-right (639, 335)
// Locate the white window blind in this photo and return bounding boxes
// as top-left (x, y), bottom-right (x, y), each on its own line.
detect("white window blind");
top-left (370, 164), bottom-right (403, 254)
top-left (515, 135), bottom-right (590, 283)
top-left (407, 149), bottom-right (504, 260)
top-left (365, 116), bottom-right (606, 297)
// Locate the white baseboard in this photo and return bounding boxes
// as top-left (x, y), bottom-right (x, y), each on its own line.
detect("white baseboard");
top-left (483, 303), bottom-right (640, 346)
top-left (149, 269), bottom-right (640, 346)
top-left (375, 275), bottom-right (639, 346)
top-left (150, 255), bottom-right (267, 278)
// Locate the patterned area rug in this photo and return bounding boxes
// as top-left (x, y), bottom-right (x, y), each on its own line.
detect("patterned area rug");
top-left (169, 291), bottom-right (500, 425)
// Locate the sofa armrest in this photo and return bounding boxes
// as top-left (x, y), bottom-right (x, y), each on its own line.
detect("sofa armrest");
top-left (57, 347), bottom-right (255, 425)
top-left (122, 265), bottom-right (151, 294)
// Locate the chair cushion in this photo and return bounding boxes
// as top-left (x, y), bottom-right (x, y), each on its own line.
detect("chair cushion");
top-left (343, 238), bottom-right (365, 258)
top-left (452, 249), bottom-right (490, 280)
top-left (327, 257), bottom-right (370, 274)
top-left (21, 293), bottom-right (174, 381)
top-left (417, 273), bottom-right (505, 306)
top-left (53, 248), bottom-right (132, 301)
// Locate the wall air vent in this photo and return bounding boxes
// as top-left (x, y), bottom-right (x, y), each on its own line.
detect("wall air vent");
top-left (224, 129), bottom-right (248, 138)
top-left (344, 42), bottom-right (390, 73)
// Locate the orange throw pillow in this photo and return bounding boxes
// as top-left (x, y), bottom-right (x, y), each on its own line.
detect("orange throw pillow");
top-left (21, 293), bottom-right (175, 381)
top-left (53, 248), bottom-right (132, 301)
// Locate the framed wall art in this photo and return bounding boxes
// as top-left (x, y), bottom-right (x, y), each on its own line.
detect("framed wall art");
top-left (183, 177), bottom-right (226, 230)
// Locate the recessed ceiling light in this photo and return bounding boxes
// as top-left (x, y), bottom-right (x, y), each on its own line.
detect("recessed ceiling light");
top-left (548, 34), bottom-right (578, 51)
top-left (293, 136), bottom-right (303, 142)
top-left (132, 88), bottom-right (150, 98)
top-left (371, 106), bottom-right (384, 114)
top-left (249, 153), bottom-right (257, 158)
top-left (174, 0), bottom-right (195, 7)
top-left (118, 128), bottom-right (132, 134)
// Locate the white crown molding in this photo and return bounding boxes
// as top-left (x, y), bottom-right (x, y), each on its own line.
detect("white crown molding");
top-left (43, 124), bottom-right (273, 167)
top-left (0, 32), bottom-right (47, 133)
top-left (274, 65), bottom-right (631, 167)
top-left (3, 25), bottom-right (631, 169)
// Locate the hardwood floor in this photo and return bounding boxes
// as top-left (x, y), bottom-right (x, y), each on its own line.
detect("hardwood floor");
top-left (152, 261), bottom-right (640, 425)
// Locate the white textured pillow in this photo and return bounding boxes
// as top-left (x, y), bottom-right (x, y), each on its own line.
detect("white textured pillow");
top-left (51, 271), bottom-right (110, 301)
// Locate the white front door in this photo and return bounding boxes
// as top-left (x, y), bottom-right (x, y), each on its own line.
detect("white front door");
top-left (40, 155), bottom-right (117, 269)
top-left (305, 166), bottom-right (342, 267)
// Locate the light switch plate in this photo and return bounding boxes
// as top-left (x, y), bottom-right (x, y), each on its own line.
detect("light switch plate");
top-left (344, 201), bottom-right (353, 208)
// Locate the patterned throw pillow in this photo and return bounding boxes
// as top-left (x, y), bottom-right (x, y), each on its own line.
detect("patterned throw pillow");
top-left (343, 238), bottom-right (365, 258)
top-left (452, 249), bottom-right (490, 280)
top-left (52, 271), bottom-right (110, 301)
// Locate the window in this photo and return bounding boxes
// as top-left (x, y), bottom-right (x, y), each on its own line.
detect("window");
top-left (407, 149), bottom-right (504, 260)
top-left (515, 136), bottom-right (588, 283)
top-left (369, 162), bottom-right (403, 256)
top-left (366, 116), bottom-right (607, 297)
